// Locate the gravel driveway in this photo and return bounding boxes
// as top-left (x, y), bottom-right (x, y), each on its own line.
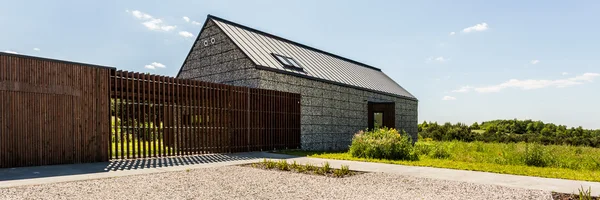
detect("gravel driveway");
top-left (0, 166), bottom-right (551, 200)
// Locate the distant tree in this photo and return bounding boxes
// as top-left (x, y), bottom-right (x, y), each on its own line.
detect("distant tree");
top-left (471, 122), bottom-right (480, 130)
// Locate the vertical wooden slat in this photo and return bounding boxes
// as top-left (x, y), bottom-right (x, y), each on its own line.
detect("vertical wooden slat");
top-left (151, 74), bottom-right (157, 157)
top-left (162, 75), bottom-right (167, 157)
top-left (194, 80), bottom-right (199, 155)
top-left (185, 79), bottom-right (190, 155)
top-left (141, 73), bottom-right (147, 158)
top-left (201, 81), bottom-right (207, 154)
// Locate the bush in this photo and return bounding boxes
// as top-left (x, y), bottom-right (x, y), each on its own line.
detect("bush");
top-left (431, 146), bottom-right (451, 159)
top-left (523, 143), bottom-right (553, 167)
top-left (414, 143), bottom-right (432, 156)
top-left (349, 128), bottom-right (418, 161)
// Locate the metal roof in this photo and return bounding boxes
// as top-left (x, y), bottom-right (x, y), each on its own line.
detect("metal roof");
top-left (208, 15), bottom-right (417, 100)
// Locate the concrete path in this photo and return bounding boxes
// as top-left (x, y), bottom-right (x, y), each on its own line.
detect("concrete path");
top-left (1, 152), bottom-right (599, 196)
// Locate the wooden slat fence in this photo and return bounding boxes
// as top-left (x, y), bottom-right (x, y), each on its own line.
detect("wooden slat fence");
top-left (0, 52), bottom-right (301, 168)
top-left (0, 53), bottom-right (111, 168)
top-left (109, 70), bottom-right (301, 159)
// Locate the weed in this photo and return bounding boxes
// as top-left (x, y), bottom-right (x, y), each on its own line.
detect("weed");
top-left (264, 159), bottom-right (277, 169)
top-left (290, 160), bottom-right (299, 170)
top-left (474, 141), bottom-right (485, 152)
top-left (277, 160), bottom-right (289, 171)
top-left (333, 169), bottom-right (344, 177)
top-left (523, 143), bottom-right (552, 167)
top-left (322, 162), bottom-right (331, 173)
top-left (339, 165), bottom-right (350, 175)
top-left (431, 146), bottom-right (450, 159)
top-left (305, 163), bottom-right (315, 171)
top-left (414, 143), bottom-right (432, 156)
top-left (578, 186), bottom-right (592, 200)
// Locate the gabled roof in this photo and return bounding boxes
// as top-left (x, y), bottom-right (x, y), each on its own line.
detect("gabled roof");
top-left (198, 15), bottom-right (416, 100)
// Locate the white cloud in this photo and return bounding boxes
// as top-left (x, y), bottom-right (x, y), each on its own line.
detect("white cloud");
top-left (33, 48), bottom-right (40, 51)
top-left (160, 25), bottom-right (176, 31)
top-left (144, 65), bottom-right (156, 70)
top-left (3, 50), bottom-right (19, 54)
top-left (178, 31), bottom-right (194, 38)
top-left (470, 73), bottom-right (600, 93)
top-left (128, 10), bottom-right (176, 31)
top-left (530, 60), bottom-right (540, 65)
top-left (131, 10), bottom-right (153, 20)
top-left (452, 86), bottom-right (473, 93)
top-left (151, 62), bottom-right (165, 68)
top-left (442, 96), bottom-right (457, 101)
top-left (462, 23), bottom-right (488, 33)
top-left (144, 62), bottom-right (166, 70)
top-left (449, 31), bottom-right (456, 36)
top-left (562, 72), bottom-right (569, 76)
top-left (183, 16), bottom-right (190, 22)
top-left (427, 56), bottom-right (449, 63)
top-left (191, 21), bottom-right (201, 25)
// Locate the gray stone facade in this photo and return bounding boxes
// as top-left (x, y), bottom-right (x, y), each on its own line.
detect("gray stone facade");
top-left (178, 20), bottom-right (261, 88)
top-left (254, 70), bottom-right (418, 151)
top-left (178, 19), bottom-right (418, 151)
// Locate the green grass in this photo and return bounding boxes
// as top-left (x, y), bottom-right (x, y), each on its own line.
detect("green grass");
top-left (111, 140), bottom-right (174, 158)
top-left (281, 141), bottom-right (600, 182)
top-left (471, 129), bottom-right (486, 134)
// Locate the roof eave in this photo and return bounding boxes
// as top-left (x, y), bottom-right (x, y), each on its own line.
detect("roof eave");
top-left (254, 65), bottom-right (418, 102)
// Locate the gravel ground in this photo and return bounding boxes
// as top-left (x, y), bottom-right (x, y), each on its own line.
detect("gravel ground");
top-left (0, 166), bottom-right (552, 200)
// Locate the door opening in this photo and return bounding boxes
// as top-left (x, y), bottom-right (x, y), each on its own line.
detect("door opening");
top-left (368, 102), bottom-right (395, 130)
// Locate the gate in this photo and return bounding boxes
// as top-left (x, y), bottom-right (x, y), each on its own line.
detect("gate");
top-left (109, 70), bottom-right (301, 159)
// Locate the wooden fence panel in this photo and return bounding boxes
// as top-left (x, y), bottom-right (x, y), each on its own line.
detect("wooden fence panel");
top-left (0, 53), bottom-right (111, 168)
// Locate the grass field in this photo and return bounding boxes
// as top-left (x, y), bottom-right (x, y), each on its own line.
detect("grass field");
top-left (282, 141), bottom-right (600, 182)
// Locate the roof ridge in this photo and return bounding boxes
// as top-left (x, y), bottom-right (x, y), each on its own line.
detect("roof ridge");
top-left (207, 14), bottom-right (382, 71)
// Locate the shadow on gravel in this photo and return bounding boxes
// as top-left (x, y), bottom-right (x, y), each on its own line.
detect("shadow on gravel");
top-left (0, 152), bottom-right (299, 181)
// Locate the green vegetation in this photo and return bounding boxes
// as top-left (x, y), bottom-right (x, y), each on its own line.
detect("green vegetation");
top-left (282, 140), bottom-right (600, 182)
top-left (349, 128), bottom-right (418, 161)
top-left (111, 140), bottom-right (173, 158)
top-left (253, 159), bottom-right (354, 177)
top-left (580, 186), bottom-right (593, 200)
top-left (419, 119), bottom-right (600, 148)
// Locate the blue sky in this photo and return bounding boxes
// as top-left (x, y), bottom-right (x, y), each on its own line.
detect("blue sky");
top-left (2, 0), bottom-right (599, 129)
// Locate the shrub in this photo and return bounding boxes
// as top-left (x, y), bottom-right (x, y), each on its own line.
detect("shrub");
top-left (414, 143), bottom-right (432, 156)
top-left (431, 146), bottom-right (451, 159)
top-left (474, 141), bottom-right (485, 152)
top-left (523, 143), bottom-right (553, 167)
top-left (349, 128), bottom-right (418, 161)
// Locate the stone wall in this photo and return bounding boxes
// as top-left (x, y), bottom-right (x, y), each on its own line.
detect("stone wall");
top-left (254, 70), bottom-right (418, 151)
top-left (178, 20), bottom-right (260, 88)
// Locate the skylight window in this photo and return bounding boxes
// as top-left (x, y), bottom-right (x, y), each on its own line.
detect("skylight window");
top-left (272, 53), bottom-right (303, 71)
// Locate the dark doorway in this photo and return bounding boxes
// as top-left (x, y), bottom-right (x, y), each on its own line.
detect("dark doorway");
top-left (368, 102), bottom-right (395, 130)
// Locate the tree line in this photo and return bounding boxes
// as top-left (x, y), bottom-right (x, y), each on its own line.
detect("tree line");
top-left (418, 119), bottom-right (600, 148)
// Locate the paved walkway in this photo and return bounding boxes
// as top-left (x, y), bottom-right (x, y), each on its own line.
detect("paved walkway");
top-left (1, 152), bottom-right (599, 196)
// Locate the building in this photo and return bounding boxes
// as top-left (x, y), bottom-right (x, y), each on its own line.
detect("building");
top-left (177, 15), bottom-right (418, 151)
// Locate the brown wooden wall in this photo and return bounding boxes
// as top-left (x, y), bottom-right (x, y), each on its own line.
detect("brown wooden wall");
top-left (109, 70), bottom-right (301, 159)
top-left (0, 53), bottom-right (111, 168)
